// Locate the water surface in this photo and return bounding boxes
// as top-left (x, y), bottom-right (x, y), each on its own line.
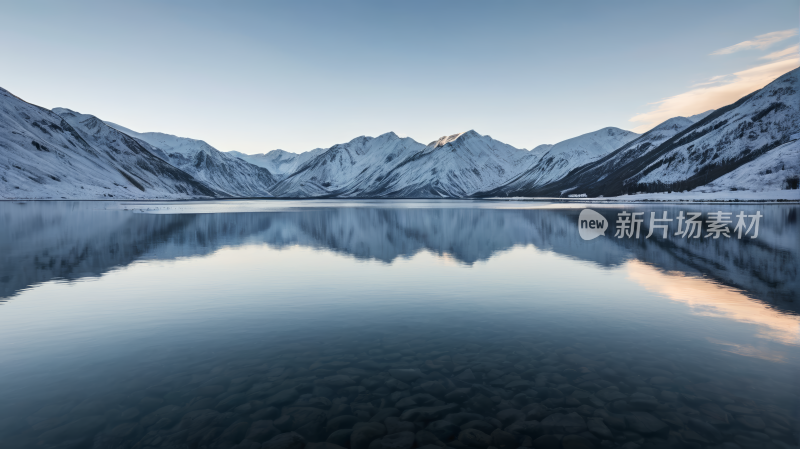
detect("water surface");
top-left (0, 200), bottom-right (798, 449)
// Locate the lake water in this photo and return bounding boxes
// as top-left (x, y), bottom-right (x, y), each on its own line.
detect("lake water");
top-left (0, 200), bottom-right (798, 449)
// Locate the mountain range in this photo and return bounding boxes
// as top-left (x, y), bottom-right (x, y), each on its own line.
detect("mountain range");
top-left (102, 121), bottom-right (278, 197)
top-left (1, 68), bottom-right (797, 200)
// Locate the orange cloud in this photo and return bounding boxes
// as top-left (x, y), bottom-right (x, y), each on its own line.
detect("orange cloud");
top-left (629, 58), bottom-right (799, 133)
top-left (760, 44), bottom-right (800, 61)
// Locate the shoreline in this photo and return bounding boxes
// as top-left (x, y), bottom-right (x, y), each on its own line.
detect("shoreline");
top-left (1, 196), bottom-right (798, 204)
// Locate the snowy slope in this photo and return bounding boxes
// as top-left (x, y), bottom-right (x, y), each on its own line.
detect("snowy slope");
top-left (365, 130), bottom-right (540, 197)
top-left (612, 117), bottom-right (695, 164)
top-left (228, 148), bottom-right (326, 178)
top-left (269, 132), bottom-right (426, 197)
top-left (269, 130), bottom-right (541, 198)
top-left (531, 144), bottom-right (554, 154)
top-left (0, 88), bottom-right (215, 200)
top-left (694, 139), bottom-right (799, 193)
top-left (105, 122), bottom-right (277, 197)
top-left (2, 66), bottom-right (795, 201)
top-left (482, 127), bottom-right (639, 196)
top-left (485, 68), bottom-right (799, 198)
top-left (632, 69), bottom-right (799, 190)
top-left (590, 117), bottom-right (694, 175)
top-left (491, 117), bottom-right (693, 197)
top-left (544, 127), bottom-right (638, 160)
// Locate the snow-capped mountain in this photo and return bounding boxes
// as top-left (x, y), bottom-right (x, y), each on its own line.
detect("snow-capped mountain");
top-left (228, 148), bottom-right (326, 178)
top-left (0, 88), bottom-right (215, 200)
top-left (268, 130), bottom-right (540, 198)
top-left (631, 68), bottom-right (798, 193)
top-left (489, 117), bottom-right (694, 197)
top-left (105, 122), bottom-right (277, 197)
top-left (362, 130), bottom-right (539, 197)
top-left (269, 132), bottom-right (427, 197)
top-left (485, 68), bottom-right (799, 198)
top-left (594, 117), bottom-right (695, 170)
top-left (1, 68), bottom-right (795, 200)
top-left (481, 127), bottom-right (639, 196)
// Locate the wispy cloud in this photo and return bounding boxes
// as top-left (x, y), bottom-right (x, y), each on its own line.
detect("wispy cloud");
top-left (690, 74), bottom-right (729, 87)
top-left (710, 29), bottom-right (797, 55)
top-left (760, 44), bottom-right (799, 61)
top-left (629, 57), bottom-right (800, 132)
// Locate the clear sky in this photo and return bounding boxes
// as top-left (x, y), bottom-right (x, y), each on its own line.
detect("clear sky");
top-left (2, 0), bottom-right (798, 154)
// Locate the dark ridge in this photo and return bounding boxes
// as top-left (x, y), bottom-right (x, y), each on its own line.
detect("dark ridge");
top-left (118, 169), bottom-right (145, 192)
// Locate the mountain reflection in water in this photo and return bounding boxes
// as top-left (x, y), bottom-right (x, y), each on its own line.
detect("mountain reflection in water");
top-left (1, 201), bottom-right (797, 311)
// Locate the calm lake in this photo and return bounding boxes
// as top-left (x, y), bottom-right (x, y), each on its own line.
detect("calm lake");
top-left (0, 200), bottom-right (798, 449)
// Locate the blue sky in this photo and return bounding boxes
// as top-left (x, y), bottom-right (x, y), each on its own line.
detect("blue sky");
top-left (2, 0), bottom-right (798, 154)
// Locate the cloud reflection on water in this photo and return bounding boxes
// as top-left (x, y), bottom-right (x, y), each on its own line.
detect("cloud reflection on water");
top-left (626, 260), bottom-right (800, 349)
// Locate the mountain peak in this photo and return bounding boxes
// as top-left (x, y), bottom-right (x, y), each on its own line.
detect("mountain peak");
top-left (104, 122), bottom-right (218, 157)
top-left (53, 108), bottom-right (116, 136)
top-left (542, 127), bottom-right (638, 159)
top-left (428, 130), bottom-right (480, 148)
top-left (372, 131), bottom-right (403, 143)
top-left (531, 144), bottom-right (554, 153)
top-left (52, 107), bottom-right (77, 116)
top-left (687, 109), bottom-right (715, 123)
top-left (599, 126), bottom-right (634, 137)
top-left (53, 108), bottom-right (100, 125)
top-left (265, 149), bottom-right (293, 157)
top-left (651, 116), bottom-right (693, 132)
